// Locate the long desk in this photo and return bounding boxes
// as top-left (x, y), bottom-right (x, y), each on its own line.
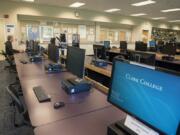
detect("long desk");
top-left (14, 53), bottom-right (111, 127)
top-left (86, 49), bottom-right (180, 92)
top-left (34, 106), bottom-right (125, 135)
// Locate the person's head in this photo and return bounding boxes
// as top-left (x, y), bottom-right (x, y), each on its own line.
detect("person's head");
top-left (7, 35), bottom-right (13, 42)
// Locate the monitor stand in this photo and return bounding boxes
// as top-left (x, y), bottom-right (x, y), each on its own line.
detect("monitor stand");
top-left (107, 115), bottom-right (159, 135)
top-left (107, 119), bottom-right (137, 135)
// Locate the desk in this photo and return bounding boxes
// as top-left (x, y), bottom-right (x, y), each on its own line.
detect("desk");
top-left (34, 106), bottom-right (125, 135)
top-left (107, 49), bottom-right (129, 62)
top-left (14, 53), bottom-right (111, 127)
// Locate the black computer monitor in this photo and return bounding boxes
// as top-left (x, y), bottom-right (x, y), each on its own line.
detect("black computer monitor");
top-left (135, 41), bottom-right (147, 51)
top-left (33, 41), bottom-right (40, 54)
top-left (66, 46), bottom-right (85, 78)
top-left (176, 42), bottom-right (180, 49)
top-left (26, 40), bottom-right (34, 51)
top-left (120, 41), bottom-right (127, 51)
top-left (108, 58), bottom-right (180, 135)
top-left (104, 41), bottom-right (110, 49)
top-left (60, 33), bottom-right (66, 42)
top-left (48, 44), bottom-right (59, 63)
top-left (93, 44), bottom-right (106, 60)
top-left (162, 43), bottom-right (176, 56)
top-left (129, 51), bottom-right (156, 66)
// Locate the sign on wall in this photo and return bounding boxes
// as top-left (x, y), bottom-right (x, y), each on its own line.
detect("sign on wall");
top-left (6, 24), bottom-right (15, 36)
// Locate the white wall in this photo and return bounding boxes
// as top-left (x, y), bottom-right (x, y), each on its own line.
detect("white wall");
top-left (0, 0), bottom-right (180, 50)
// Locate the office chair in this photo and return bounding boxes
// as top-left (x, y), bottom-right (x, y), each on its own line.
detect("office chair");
top-left (10, 83), bottom-right (23, 96)
top-left (6, 85), bottom-right (31, 127)
top-left (1, 50), bottom-right (16, 72)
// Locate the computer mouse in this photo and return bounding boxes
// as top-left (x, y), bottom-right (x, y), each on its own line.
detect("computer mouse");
top-left (54, 101), bottom-right (65, 109)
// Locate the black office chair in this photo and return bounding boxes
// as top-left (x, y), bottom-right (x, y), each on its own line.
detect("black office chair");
top-left (1, 50), bottom-right (16, 72)
top-left (6, 85), bottom-right (30, 127)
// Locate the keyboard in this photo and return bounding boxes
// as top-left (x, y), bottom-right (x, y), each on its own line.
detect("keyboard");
top-left (33, 86), bottom-right (51, 103)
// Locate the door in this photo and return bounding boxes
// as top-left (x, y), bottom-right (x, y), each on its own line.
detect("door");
top-left (119, 31), bottom-right (126, 41)
top-left (0, 19), bottom-right (5, 51)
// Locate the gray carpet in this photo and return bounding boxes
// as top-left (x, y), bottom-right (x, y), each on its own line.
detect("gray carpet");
top-left (0, 61), bottom-right (34, 135)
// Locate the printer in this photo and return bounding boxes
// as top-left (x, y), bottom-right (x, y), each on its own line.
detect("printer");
top-left (45, 63), bottom-right (64, 73)
top-left (61, 78), bottom-right (92, 95)
top-left (29, 55), bottom-right (42, 62)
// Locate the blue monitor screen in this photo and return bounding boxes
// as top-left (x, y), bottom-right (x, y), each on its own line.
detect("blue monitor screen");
top-left (108, 60), bottom-right (180, 135)
top-left (149, 41), bottom-right (156, 47)
top-left (104, 41), bottom-right (110, 49)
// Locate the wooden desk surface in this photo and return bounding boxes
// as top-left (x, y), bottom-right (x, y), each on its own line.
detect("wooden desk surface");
top-left (34, 106), bottom-right (125, 135)
top-left (85, 64), bottom-right (112, 78)
top-left (14, 53), bottom-right (111, 127)
top-left (156, 53), bottom-right (180, 61)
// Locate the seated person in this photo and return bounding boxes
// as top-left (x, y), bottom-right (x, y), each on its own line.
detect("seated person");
top-left (5, 36), bottom-right (21, 60)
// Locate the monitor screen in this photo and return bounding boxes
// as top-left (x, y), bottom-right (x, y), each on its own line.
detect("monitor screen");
top-left (129, 51), bottom-right (156, 66)
top-left (149, 41), bottom-right (156, 47)
top-left (135, 41), bottom-right (147, 51)
top-left (104, 41), bottom-right (110, 49)
top-left (93, 44), bottom-right (106, 59)
top-left (162, 43), bottom-right (176, 55)
top-left (66, 46), bottom-right (85, 78)
top-left (48, 44), bottom-right (59, 63)
top-left (108, 59), bottom-right (180, 135)
top-left (120, 41), bottom-right (127, 50)
top-left (176, 42), bottom-right (180, 49)
top-left (60, 33), bottom-right (66, 42)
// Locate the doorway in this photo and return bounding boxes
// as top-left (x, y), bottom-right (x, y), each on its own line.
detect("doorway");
top-left (0, 19), bottom-right (5, 60)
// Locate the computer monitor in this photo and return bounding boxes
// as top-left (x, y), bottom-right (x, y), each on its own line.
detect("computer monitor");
top-left (93, 44), bottom-right (106, 60)
top-left (129, 51), bottom-right (156, 66)
top-left (66, 46), bottom-right (85, 78)
top-left (135, 41), bottom-right (147, 51)
top-left (104, 41), bottom-right (110, 49)
top-left (120, 41), bottom-right (127, 51)
top-left (149, 41), bottom-right (156, 48)
top-left (33, 41), bottom-right (40, 54)
top-left (162, 43), bottom-right (176, 56)
top-left (26, 40), bottom-right (34, 51)
top-left (60, 33), bottom-right (66, 42)
top-left (176, 42), bottom-right (180, 49)
top-left (108, 59), bottom-right (180, 135)
top-left (48, 44), bottom-right (59, 63)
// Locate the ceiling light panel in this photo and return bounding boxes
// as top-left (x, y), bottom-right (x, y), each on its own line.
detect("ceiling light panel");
top-left (69, 2), bottom-right (85, 8)
top-left (131, 13), bottom-right (147, 16)
top-left (132, 0), bottom-right (156, 6)
top-left (105, 8), bottom-right (120, 13)
top-left (23, 0), bottom-right (34, 2)
top-left (168, 20), bottom-right (180, 22)
top-left (161, 8), bottom-right (180, 12)
top-left (152, 17), bottom-right (166, 20)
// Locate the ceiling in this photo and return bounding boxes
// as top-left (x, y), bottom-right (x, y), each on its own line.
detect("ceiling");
top-left (7, 0), bottom-right (180, 24)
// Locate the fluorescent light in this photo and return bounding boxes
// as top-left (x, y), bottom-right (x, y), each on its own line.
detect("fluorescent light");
top-left (131, 13), bottom-right (147, 16)
top-left (161, 8), bottom-right (180, 12)
top-left (132, 0), bottom-right (156, 6)
top-left (69, 2), bottom-right (85, 8)
top-left (152, 17), bottom-right (166, 20)
top-left (168, 20), bottom-right (180, 22)
top-left (105, 8), bottom-right (120, 13)
top-left (23, 0), bottom-right (34, 2)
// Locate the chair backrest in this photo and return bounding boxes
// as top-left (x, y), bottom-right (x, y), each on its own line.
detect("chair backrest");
top-left (1, 50), bottom-right (7, 58)
top-left (6, 85), bottom-right (24, 113)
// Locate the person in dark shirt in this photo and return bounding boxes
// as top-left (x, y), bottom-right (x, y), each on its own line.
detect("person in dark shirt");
top-left (5, 35), bottom-right (20, 57)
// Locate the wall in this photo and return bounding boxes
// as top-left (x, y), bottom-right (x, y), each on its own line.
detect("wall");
top-left (0, 0), bottom-right (180, 51)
